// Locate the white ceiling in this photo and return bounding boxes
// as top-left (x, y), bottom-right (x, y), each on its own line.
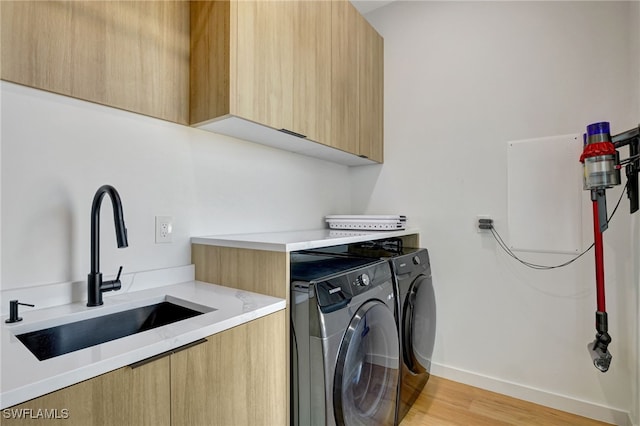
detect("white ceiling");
top-left (350, 0), bottom-right (395, 15)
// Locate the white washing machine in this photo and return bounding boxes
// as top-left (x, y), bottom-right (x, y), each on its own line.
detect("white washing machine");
top-left (290, 252), bottom-right (400, 426)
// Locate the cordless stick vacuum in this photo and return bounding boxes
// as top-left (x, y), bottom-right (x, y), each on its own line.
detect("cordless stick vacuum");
top-left (580, 122), bottom-right (639, 372)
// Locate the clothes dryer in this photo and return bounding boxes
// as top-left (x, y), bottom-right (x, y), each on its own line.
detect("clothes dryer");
top-left (387, 248), bottom-right (435, 422)
top-left (308, 243), bottom-right (436, 423)
top-left (290, 252), bottom-right (400, 426)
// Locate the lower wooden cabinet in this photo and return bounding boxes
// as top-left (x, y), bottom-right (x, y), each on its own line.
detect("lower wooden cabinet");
top-left (1, 311), bottom-right (286, 426)
top-left (171, 310), bottom-right (287, 426)
top-left (1, 356), bottom-right (171, 426)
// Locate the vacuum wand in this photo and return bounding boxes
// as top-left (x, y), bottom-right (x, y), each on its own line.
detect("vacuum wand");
top-left (587, 191), bottom-right (612, 372)
top-left (580, 122), bottom-right (619, 373)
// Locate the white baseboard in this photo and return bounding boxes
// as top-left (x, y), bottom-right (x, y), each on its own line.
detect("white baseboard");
top-left (430, 362), bottom-right (633, 426)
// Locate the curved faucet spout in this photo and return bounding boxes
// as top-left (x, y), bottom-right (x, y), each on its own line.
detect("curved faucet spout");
top-left (88, 185), bottom-right (128, 307)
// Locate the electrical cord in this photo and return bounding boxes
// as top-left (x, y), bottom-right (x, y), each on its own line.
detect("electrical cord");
top-left (619, 154), bottom-right (640, 166)
top-left (489, 181), bottom-right (629, 270)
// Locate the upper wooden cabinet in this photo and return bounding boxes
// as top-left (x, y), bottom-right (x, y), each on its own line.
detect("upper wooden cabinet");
top-left (357, 11), bottom-right (384, 163)
top-left (1, 0), bottom-right (383, 165)
top-left (293, 0), bottom-right (332, 145)
top-left (191, 0), bottom-right (294, 131)
top-left (236, 1), bottom-right (294, 131)
top-left (0, 1), bottom-right (190, 125)
top-left (190, 0), bottom-right (384, 165)
top-left (331, 0), bottom-right (360, 155)
top-left (331, 0), bottom-right (384, 162)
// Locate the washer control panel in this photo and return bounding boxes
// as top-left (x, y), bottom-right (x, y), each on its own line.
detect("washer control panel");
top-left (315, 261), bottom-right (392, 308)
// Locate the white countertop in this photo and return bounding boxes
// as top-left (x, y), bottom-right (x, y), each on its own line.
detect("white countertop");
top-left (0, 281), bottom-right (285, 409)
top-left (191, 228), bottom-right (420, 252)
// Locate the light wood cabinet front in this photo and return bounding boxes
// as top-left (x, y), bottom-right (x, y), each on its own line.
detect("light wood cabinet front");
top-left (191, 244), bottom-right (290, 423)
top-left (331, 0), bottom-right (360, 155)
top-left (0, 1), bottom-right (190, 125)
top-left (191, 0), bottom-right (295, 133)
top-left (1, 312), bottom-right (287, 426)
top-left (293, 0), bottom-right (332, 144)
top-left (331, 0), bottom-right (384, 162)
top-left (171, 311), bottom-right (287, 426)
top-left (235, 0), bottom-right (294, 132)
top-left (2, 0), bottom-right (384, 164)
top-left (358, 13), bottom-right (384, 163)
top-left (0, 357), bottom-right (170, 426)
top-left (191, 244), bottom-right (289, 299)
top-left (193, 0), bottom-right (331, 140)
top-left (191, 0), bottom-right (384, 163)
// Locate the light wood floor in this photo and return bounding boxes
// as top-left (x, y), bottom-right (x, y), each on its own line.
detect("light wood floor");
top-left (400, 376), bottom-right (612, 426)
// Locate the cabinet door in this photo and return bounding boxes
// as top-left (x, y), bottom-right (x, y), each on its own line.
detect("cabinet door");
top-left (190, 0), bottom-right (232, 125)
top-left (331, 0), bottom-right (359, 154)
top-left (293, 0), bottom-right (332, 143)
top-left (234, 0), bottom-right (294, 132)
top-left (1, 357), bottom-right (170, 426)
top-left (358, 15), bottom-right (384, 163)
top-left (0, 1), bottom-right (189, 124)
top-left (171, 311), bottom-right (287, 426)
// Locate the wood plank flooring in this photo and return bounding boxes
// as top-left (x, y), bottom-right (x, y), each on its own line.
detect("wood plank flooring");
top-left (400, 376), bottom-right (612, 426)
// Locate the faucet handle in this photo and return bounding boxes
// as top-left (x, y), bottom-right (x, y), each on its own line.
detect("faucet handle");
top-left (102, 266), bottom-right (124, 292)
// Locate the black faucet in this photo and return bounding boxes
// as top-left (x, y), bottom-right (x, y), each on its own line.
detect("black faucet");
top-left (87, 185), bottom-right (128, 307)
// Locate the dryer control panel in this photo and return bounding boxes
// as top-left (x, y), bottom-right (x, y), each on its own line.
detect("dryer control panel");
top-left (392, 248), bottom-right (430, 277)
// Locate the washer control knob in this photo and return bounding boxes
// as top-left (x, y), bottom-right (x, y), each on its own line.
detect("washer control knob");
top-left (356, 274), bottom-right (370, 287)
top-left (413, 256), bottom-right (421, 265)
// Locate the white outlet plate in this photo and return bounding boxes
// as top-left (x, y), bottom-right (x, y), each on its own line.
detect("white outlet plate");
top-left (155, 216), bottom-right (173, 243)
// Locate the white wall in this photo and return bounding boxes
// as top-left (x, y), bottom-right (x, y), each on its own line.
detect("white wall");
top-left (0, 79), bottom-right (3, 308)
top-left (632, 3), bottom-right (640, 424)
top-left (2, 2), bottom-right (638, 423)
top-left (1, 82), bottom-right (351, 290)
top-left (354, 1), bottom-right (638, 423)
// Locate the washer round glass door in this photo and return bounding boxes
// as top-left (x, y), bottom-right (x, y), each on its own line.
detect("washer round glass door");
top-left (403, 275), bottom-right (436, 374)
top-left (333, 300), bottom-right (399, 426)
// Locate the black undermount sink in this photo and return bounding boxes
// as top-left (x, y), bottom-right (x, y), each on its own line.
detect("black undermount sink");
top-left (16, 301), bottom-right (205, 361)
